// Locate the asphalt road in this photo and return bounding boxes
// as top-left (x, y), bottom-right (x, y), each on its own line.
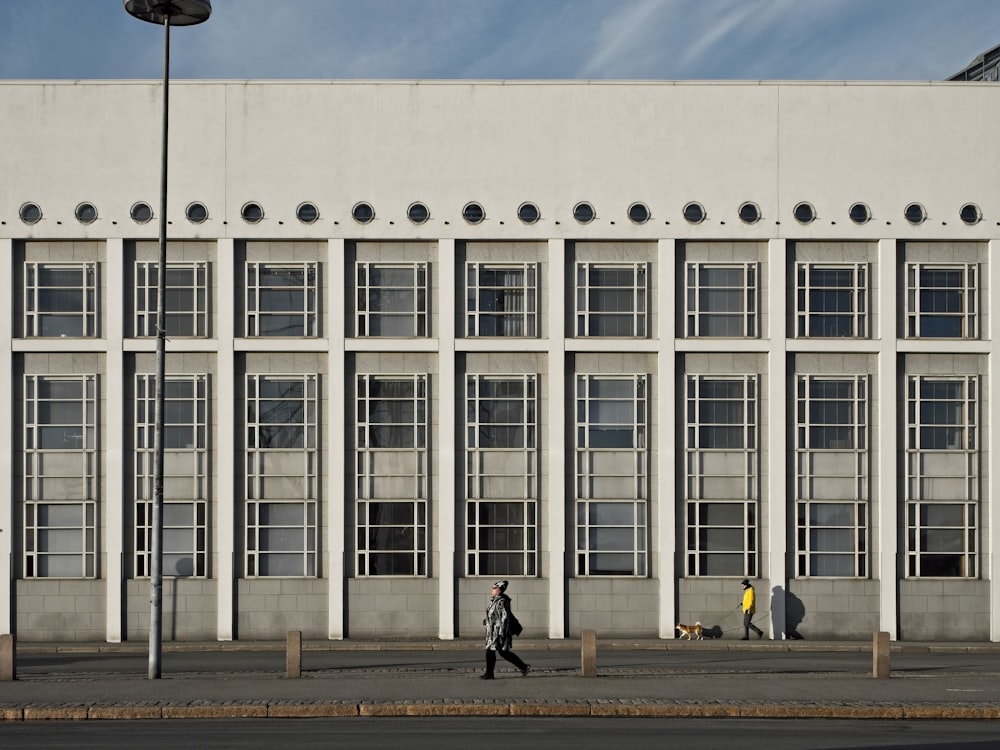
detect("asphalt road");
top-left (2, 718), bottom-right (1000, 750)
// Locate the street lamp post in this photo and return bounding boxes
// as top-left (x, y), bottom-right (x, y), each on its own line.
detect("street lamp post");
top-left (123, 0), bottom-right (212, 680)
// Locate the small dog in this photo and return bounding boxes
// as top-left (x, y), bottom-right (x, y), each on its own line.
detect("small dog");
top-left (675, 622), bottom-right (703, 640)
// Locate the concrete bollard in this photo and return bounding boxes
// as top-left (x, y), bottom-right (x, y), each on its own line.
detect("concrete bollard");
top-left (872, 631), bottom-right (890, 679)
top-left (286, 630), bottom-right (302, 679)
top-left (0, 633), bottom-right (14, 681)
top-left (581, 629), bottom-right (597, 677)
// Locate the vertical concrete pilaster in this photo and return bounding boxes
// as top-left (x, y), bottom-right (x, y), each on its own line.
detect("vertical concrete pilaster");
top-left (216, 238), bottom-right (236, 640)
top-left (547, 239), bottom-right (566, 639)
top-left (876, 238), bottom-right (898, 638)
top-left (328, 239), bottom-right (347, 640)
top-left (989, 239), bottom-right (1000, 643)
top-left (104, 238), bottom-right (125, 643)
top-left (656, 239), bottom-right (677, 639)
top-left (437, 239), bottom-right (457, 639)
top-left (766, 239), bottom-right (788, 639)
top-left (0, 239), bottom-right (13, 636)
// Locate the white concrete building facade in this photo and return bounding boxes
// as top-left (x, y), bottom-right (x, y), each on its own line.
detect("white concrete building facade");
top-left (1, 80), bottom-right (999, 643)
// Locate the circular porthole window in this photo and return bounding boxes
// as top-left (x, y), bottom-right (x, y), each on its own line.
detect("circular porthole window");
top-left (75, 202), bottom-right (98, 225)
top-left (628, 202), bottom-right (650, 224)
top-left (408, 202), bottom-right (430, 225)
top-left (352, 202), bottom-right (375, 224)
top-left (296, 202), bottom-right (319, 224)
top-left (463, 202), bottom-right (485, 224)
top-left (185, 202), bottom-right (208, 224)
top-left (130, 202), bottom-right (153, 224)
top-left (849, 202), bottom-right (871, 224)
top-left (517, 202), bottom-right (540, 224)
top-left (241, 202), bottom-right (264, 224)
top-left (959, 203), bottom-right (982, 225)
top-left (904, 202), bottom-right (926, 225)
top-left (573, 202), bottom-right (595, 224)
top-left (793, 202), bottom-right (816, 224)
top-left (738, 202), bottom-right (761, 224)
top-left (683, 202), bottom-right (705, 224)
top-left (19, 202), bottom-right (42, 225)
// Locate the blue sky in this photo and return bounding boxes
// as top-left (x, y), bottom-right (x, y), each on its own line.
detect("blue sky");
top-left (1, 0), bottom-right (997, 80)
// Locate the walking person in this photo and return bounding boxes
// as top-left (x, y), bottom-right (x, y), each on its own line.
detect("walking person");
top-left (740, 579), bottom-right (764, 640)
top-left (481, 580), bottom-right (530, 679)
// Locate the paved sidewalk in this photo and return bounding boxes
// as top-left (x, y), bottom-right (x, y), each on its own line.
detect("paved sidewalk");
top-left (4, 639), bottom-right (1000, 721)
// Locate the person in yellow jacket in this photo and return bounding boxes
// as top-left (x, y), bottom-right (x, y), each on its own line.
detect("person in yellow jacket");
top-left (740, 579), bottom-right (764, 640)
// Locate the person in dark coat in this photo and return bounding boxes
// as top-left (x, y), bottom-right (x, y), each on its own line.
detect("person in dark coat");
top-left (481, 580), bottom-right (530, 679)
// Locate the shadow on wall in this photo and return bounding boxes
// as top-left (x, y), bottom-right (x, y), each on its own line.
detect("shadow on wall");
top-left (774, 586), bottom-right (806, 640)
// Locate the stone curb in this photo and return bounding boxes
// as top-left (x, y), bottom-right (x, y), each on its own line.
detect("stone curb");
top-left (2, 701), bottom-right (999, 721)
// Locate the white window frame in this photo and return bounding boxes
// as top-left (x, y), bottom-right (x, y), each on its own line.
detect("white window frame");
top-left (684, 375), bottom-right (758, 577)
top-left (466, 262), bottom-right (537, 337)
top-left (905, 263), bottom-right (978, 339)
top-left (246, 262), bottom-right (318, 337)
top-left (905, 375), bottom-right (978, 578)
top-left (685, 262), bottom-right (757, 338)
top-left (245, 374), bottom-right (319, 577)
top-left (794, 375), bottom-right (869, 578)
top-left (23, 374), bottom-right (98, 578)
top-left (575, 374), bottom-right (647, 576)
top-left (24, 262), bottom-right (98, 338)
top-left (356, 374), bottom-right (428, 577)
top-left (575, 262), bottom-right (647, 337)
top-left (135, 261), bottom-right (209, 338)
top-left (465, 374), bottom-right (537, 577)
top-left (356, 261), bottom-right (427, 337)
top-left (795, 262), bottom-right (867, 338)
top-left (134, 374), bottom-right (209, 578)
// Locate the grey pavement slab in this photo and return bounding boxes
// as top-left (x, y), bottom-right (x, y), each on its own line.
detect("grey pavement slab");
top-left (4, 639), bottom-right (1000, 721)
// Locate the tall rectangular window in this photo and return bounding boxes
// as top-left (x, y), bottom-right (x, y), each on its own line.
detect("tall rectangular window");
top-left (357, 262), bottom-right (427, 337)
top-left (576, 263), bottom-right (647, 337)
top-left (795, 263), bottom-right (867, 338)
top-left (135, 262), bottom-right (208, 337)
top-left (685, 263), bottom-right (757, 337)
top-left (466, 375), bottom-right (537, 576)
top-left (246, 262), bottom-right (318, 337)
top-left (356, 374), bottom-right (428, 576)
top-left (467, 263), bottom-right (537, 337)
top-left (795, 375), bottom-right (869, 577)
top-left (24, 262), bottom-right (98, 337)
top-left (134, 374), bottom-right (209, 577)
top-left (906, 263), bottom-right (977, 338)
top-left (685, 375), bottom-right (758, 577)
top-left (905, 376), bottom-right (978, 577)
top-left (23, 375), bottom-right (97, 578)
top-left (246, 374), bottom-right (318, 577)
top-left (575, 375), bottom-right (647, 576)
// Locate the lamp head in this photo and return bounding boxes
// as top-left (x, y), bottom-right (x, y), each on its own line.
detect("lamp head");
top-left (124, 0), bottom-right (212, 25)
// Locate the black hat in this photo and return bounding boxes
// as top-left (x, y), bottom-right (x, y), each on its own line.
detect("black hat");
top-left (493, 580), bottom-right (508, 593)
top-left (740, 579), bottom-right (750, 587)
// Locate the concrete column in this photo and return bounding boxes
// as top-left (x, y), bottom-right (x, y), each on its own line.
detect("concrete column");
top-left (215, 238), bottom-right (236, 640)
top-left (656, 239), bottom-right (677, 639)
top-left (0, 239), bottom-right (12, 635)
top-left (580, 629), bottom-right (597, 677)
top-left (437, 238), bottom-right (457, 639)
top-left (286, 629), bottom-right (302, 678)
top-left (104, 238), bottom-right (125, 643)
top-left (766, 238), bottom-right (788, 639)
top-left (327, 239), bottom-right (347, 640)
top-left (872, 630), bottom-right (891, 678)
top-left (876, 238), bottom-right (898, 638)
top-left (0, 633), bottom-right (13, 681)
top-left (990, 239), bottom-right (1000, 643)
top-left (547, 238), bottom-right (566, 639)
